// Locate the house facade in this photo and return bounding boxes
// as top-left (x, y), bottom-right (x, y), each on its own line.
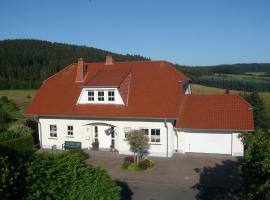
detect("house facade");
top-left (26, 56), bottom-right (254, 157)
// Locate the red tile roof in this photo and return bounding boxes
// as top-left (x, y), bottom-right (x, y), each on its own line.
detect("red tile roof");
top-left (176, 94), bottom-right (254, 131)
top-left (26, 59), bottom-right (254, 131)
top-left (27, 61), bottom-right (187, 119)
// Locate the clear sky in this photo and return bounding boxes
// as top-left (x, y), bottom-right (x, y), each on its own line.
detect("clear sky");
top-left (0, 0), bottom-right (270, 66)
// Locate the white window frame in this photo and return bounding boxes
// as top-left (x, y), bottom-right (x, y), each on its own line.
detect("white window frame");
top-left (98, 91), bottom-right (104, 101)
top-left (67, 125), bottom-right (73, 136)
top-left (140, 128), bottom-right (149, 137)
top-left (108, 91), bottom-right (115, 101)
top-left (49, 125), bottom-right (57, 137)
top-left (150, 129), bottom-right (160, 143)
top-left (88, 91), bottom-right (94, 101)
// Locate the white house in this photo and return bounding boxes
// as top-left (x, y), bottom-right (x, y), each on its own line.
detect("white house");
top-left (26, 56), bottom-right (254, 157)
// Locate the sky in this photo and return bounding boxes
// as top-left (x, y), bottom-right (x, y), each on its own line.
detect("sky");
top-left (0, 0), bottom-right (270, 66)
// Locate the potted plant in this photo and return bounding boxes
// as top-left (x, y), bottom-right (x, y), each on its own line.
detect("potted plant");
top-left (92, 141), bottom-right (99, 151)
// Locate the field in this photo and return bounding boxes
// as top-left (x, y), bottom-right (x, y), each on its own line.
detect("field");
top-left (0, 90), bottom-right (37, 114)
top-left (192, 84), bottom-right (270, 116)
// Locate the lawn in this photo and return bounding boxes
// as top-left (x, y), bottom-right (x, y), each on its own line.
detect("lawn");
top-left (0, 90), bottom-right (37, 114)
top-left (192, 84), bottom-right (270, 116)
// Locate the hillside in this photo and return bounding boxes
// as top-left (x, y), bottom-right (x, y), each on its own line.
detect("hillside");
top-left (0, 39), bottom-right (149, 89)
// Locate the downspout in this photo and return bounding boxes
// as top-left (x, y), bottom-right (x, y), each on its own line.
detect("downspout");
top-left (165, 118), bottom-right (168, 158)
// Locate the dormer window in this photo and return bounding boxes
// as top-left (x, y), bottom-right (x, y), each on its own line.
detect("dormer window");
top-left (108, 91), bottom-right (115, 101)
top-left (88, 91), bottom-right (94, 101)
top-left (98, 91), bottom-right (104, 101)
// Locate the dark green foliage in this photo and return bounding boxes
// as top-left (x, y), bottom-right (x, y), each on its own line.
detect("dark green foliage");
top-left (0, 124), bottom-right (33, 142)
top-left (210, 63), bottom-right (270, 74)
top-left (138, 158), bottom-right (154, 170)
top-left (0, 136), bottom-right (35, 199)
top-left (26, 151), bottom-right (120, 200)
top-left (0, 135), bottom-right (35, 154)
top-left (0, 156), bottom-right (20, 199)
top-left (0, 96), bottom-right (20, 120)
top-left (0, 107), bottom-right (11, 128)
top-left (0, 39), bottom-right (149, 89)
top-left (121, 161), bottom-right (132, 169)
top-left (242, 92), bottom-right (270, 130)
top-left (239, 130), bottom-right (270, 199)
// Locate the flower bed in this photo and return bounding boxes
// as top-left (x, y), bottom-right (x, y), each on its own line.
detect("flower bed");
top-left (121, 156), bottom-right (154, 171)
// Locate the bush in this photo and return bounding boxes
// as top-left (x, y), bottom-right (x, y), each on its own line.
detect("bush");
top-left (239, 130), bottom-right (270, 199)
top-left (0, 124), bottom-right (33, 142)
top-left (127, 163), bottom-right (143, 172)
top-left (26, 151), bottom-right (120, 200)
top-left (138, 158), bottom-right (154, 170)
top-left (0, 107), bottom-right (11, 127)
top-left (121, 161), bottom-right (132, 169)
top-left (0, 156), bottom-right (20, 199)
top-left (0, 135), bottom-right (35, 154)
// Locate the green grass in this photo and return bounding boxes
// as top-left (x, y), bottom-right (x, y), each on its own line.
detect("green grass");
top-left (192, 84), bottom-right (270, 116)
top-left (0, 90), bottom-right (37, 114)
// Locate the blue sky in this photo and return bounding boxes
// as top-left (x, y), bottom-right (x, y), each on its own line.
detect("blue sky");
top-left (0, 0), bottom-right (270, 65)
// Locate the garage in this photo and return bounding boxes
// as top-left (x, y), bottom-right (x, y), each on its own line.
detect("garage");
top-left (185, 132), bottom-right (232, 155)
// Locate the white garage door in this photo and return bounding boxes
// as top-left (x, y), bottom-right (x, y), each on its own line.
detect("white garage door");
top-left (185, 132), bottom-right (232, 154)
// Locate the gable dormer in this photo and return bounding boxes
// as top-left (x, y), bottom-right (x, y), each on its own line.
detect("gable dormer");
top-left (76, 56), bottom-right (131, 105)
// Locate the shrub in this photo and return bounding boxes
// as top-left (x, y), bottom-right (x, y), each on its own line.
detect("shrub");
top-left (124, 156), bottom-right (134, 163)
top-left (0, 124), bottom-right (34, 142)
top-left (127, 163), bottom-right (143, 172)
top-left (0, 156), bottom-right (20, 199)
top-left (0, 107), bottom-right (11, 126)
top-left (0, 135), bottom-right (35, 154)
top-left (121, 161), bottom-right (132, 169)
top-left (26, 151), bottom-right (120, 200)
top-left (138, 158), bottom-right (154, 170)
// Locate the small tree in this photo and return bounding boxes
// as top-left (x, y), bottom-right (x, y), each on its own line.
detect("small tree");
top-left (242, 92), bottom-right (270, 130)
top-left (126, 130), bottom-right (149, 165)
top-left (239, 130), bottom-right (270, 199)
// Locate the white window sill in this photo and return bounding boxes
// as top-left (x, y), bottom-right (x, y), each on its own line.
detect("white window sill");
top-left (149, 143), bottom-right (162, 145)
top-left (48, 137), bottom-right (58, 140)
top-left (66, 136), bottom-right (74, 138)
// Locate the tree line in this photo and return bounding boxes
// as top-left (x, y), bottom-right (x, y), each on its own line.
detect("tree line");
top-left (0, 39), bottom-right (149, 89)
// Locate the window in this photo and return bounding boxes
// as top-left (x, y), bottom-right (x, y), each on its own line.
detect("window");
top-left (108, 91), bottom-right (115, 101)
top-left (50, 125), bottom-right (57, 137)
top-left (67, 125), bottom-right (73, 136)
top-left (124, 127), bottom-right (131, 138)
top-left (98, 91), bottom-right (104, 101)
top-left (140, 128), bottom-right (149, 137)
top-left (88, 91), bottom-right (94, 101)
top-left (94, 126), bottom-right (98, 142)
top-left (151, 129), bottom-right (160, 143)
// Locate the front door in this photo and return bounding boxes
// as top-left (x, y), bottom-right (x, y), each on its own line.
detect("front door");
top-left (93, 125), bottom-right (114, 149)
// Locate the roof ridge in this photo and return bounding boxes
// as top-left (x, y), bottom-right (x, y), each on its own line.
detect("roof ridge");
top-left (84, 60), bottom-right (165, 65)
top-left (43, 63), bottom-right (75, 84)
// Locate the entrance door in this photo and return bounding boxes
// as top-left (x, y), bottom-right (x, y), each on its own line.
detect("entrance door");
top-left (93, 125), bottom-right (114, 149)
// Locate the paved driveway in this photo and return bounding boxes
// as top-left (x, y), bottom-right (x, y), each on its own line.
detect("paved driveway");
top-left (86, 151), bottom-right (241, 200)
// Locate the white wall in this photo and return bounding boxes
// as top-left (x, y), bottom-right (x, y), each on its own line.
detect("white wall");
top-left (232, 133), bottom-right (244, 156)
top-left (39, 117), bottom-right (175, 157)
top-left (77, 87), bottom-right (124, 105)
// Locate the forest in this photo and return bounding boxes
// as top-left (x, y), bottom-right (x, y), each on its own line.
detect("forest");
top-left (0, 39), bottom-right (149, 89)
top-left (1, 39), bottom-right (270, 92)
